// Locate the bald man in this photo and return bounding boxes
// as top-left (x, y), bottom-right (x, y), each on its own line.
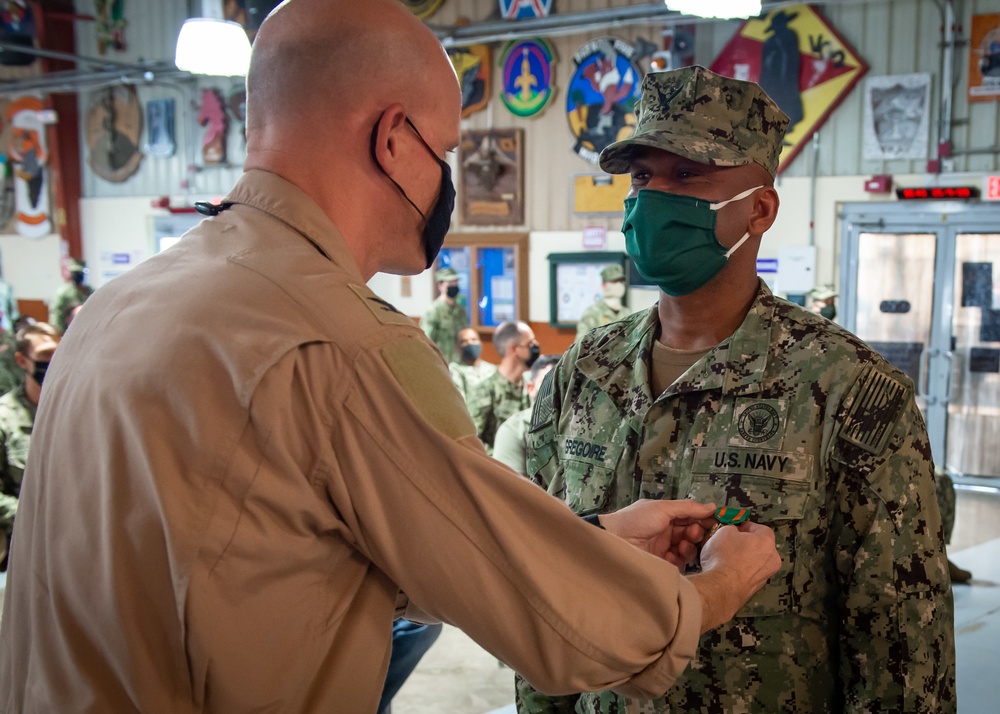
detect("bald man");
top-left (0, 2), bottom-right (780, 712)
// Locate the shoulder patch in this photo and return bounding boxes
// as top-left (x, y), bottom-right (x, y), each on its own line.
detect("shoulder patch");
top-left (529, 369), bottom-right (555, 433)
top-left (839, 366), bottom-right (908, 455)
top-left (381, 337), bottom-right (477, 442)
top-left (349, 283), bottom-right (415, 328)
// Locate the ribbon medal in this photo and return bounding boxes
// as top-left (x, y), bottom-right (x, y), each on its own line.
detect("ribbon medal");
top-left (715, 506), bottom-right (750, 525)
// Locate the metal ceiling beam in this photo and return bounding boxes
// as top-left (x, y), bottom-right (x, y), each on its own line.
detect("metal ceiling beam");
top-left (428, 0), bottom-right (898, 48)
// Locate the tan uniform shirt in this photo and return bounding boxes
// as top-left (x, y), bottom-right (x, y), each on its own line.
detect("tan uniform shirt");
top-left (0, 170), bottom-right (702, 713)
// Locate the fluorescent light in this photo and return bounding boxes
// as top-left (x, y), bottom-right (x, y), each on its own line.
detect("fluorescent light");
top-left (665, 1), bottom-right (761, 19)
top-left (175, 18), bottom-right (251, 76)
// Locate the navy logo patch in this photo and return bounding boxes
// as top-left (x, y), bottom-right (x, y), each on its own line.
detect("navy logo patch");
top-left (565, 37), bottom-right (641, 164)
top-left (737, 403), bottom-right (780, 444)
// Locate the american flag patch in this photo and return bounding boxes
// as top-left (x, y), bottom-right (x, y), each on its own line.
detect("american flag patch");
top-left (840, 368), bottom-right (907, 454)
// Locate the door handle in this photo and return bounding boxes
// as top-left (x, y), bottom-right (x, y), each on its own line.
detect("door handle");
top-left (918, 347), bottom-right (931, 398)
top-left (942, 351), bottom-right (954, 405)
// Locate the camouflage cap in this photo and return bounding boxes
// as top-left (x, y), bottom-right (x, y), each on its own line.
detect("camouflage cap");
top-left (600, 264), bottom-right (625, 282)
top-left (435, 267), bottom-right (459, 282)
top-left (68, 258), bottom-right (87, 272)
top-left (810, 285), bottom-right (838, 301)
top-left (599, 66), bottom-right (790, 177)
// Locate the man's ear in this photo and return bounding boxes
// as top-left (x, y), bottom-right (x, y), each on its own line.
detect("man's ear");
top-left (13, 352), bottom-right (29, 371)
top-left (370, 103), bottom-right (409, 170)
top-left (748, 187), bottom-right (779, 236)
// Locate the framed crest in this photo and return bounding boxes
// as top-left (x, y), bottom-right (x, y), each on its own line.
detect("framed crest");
top-left (862, 73), bottom-right (931, 161)
top-left (459, 128), bottom-right (523, 226)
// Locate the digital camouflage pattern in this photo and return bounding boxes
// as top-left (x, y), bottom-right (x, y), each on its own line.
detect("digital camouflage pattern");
top-left (467, 369), bottom-right (529, 455)
top-left (421, 295), bottom-right (468, 364)
top-left (576, 298), bottom-right (625, 338)
top-left (50, 282), bottom-right (94, 334)
top-left (0, 385), bottom-right (36, 536)
top-left (517, 282), bottom-right (956, 713)
top-left (0, 332), bottom-right (22, 397)
top-left (936, 468), bottom-right (956, 543)
top-left (449, 360), bottom-right (498, 403)
top-left (599, 66), bottom-right (790, 177)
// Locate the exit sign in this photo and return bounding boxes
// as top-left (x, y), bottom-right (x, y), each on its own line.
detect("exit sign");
top-left (987, 176), bottom-right (1000, 201)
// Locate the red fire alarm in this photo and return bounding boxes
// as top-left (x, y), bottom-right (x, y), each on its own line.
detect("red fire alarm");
top-left (864, 175), bottom-right (892, 193)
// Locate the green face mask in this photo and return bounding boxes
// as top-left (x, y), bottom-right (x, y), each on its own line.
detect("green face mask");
top-left (622, 185), bottom-right (761, 296)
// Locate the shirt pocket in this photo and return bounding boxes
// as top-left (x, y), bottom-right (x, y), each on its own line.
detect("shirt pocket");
top-left (558, 435), bottom-right (624, 515)
top-left (687, 447), bottom-right (814, 617)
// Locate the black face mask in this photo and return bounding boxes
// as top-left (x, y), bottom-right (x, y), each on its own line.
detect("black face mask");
top-left (446, 284), bottom-right (460, 299)
top-left (370, 114), bottom-right (456, 270)
top-left (31, 360), bottom-right (49, 387)
top-left (525, 344), bottom-right (541, 369)
top-left (820, 305), bottom-right (837, 321)
top-left (71, 271), bottom-right (86, 286)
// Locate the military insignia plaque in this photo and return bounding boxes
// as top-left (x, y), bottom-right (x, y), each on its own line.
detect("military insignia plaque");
top-left (710, 4), bottom-right (868, 174)
top-left (449, 44), bottom-right (491, 119)
top-left (498, 38), bottom-right (556, 118)
top-left (565, 37), bottom-right (642, 164)
top-left (459, 128), bottom-right (523, 226)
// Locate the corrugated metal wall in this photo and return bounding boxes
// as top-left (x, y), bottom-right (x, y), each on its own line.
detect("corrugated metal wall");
top-left (73, 0), bottom-right (1000, 220)
top-left (74, 0), bottom-right (244, 199)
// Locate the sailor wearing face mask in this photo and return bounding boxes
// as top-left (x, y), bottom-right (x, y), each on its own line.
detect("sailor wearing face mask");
top-left (50, 258), bottom-right (94, 334)
top-left (0, 322), bottom-right (60, 571)
top-left (422, 266), bottom-right (468, 364)
top-left (449, 327), bottom-right (497, 402)
top-left (576, 264), bottom-right (629, 338)
top-left (518, 66), bottom-right (955, 714)
top-left (467, 320), bottom-right (536, 455)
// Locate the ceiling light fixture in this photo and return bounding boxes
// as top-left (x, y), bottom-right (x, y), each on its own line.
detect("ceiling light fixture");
top-left (664, 1), bottom-right (762, 20)
top-left (174, 18), bottom-right (251, 76)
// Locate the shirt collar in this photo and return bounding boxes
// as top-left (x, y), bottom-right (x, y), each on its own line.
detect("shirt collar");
top-left (576, 280), bottom-right (776, 404)
top-left (224, 169), bottom-right (365, 282)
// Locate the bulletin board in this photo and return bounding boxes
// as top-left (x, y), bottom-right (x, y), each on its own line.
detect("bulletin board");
top-left (548, 251), bottom-right (627, 327)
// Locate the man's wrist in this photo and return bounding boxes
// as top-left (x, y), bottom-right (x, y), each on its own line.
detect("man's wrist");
top-left (581, 512), bottom-right (604, 529)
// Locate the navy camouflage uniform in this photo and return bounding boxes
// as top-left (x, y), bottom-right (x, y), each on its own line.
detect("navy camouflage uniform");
top-left (517, 283), bottom-right (956, 713)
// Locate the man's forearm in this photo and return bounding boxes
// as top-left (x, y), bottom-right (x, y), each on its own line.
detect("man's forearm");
top-left (686, 570), bottom-right (742, 634)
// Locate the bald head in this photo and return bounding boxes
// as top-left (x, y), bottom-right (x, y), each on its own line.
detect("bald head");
top-left (242, 0), bottom-right (462, 280)
top-left (247, 0), bottom-right (455, 141)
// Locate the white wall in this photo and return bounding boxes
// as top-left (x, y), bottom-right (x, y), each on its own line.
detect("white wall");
top-left (0, 231), bottom-right (62, 305)
top-left (79, 196), bottom-right (175, 289)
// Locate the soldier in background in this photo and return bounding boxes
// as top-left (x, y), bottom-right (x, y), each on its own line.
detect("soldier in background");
top-left (518, 66), bottom-right (955, 713)
top-left (50, 258), bottom-right (94, 334)
top-left (809, 284), bottom-right (838, 321)
top-left (468, 320), bottom-right (535, 455)
top-left (449, 327), bottom-right (496, 402)
top-left (493, 354), bottom-right (559, 477)
top-left (421, 266), bottom-right (467, 364)
top-left (576, 263), bottom-right (628, 338)
top-left (0, 322), bottom-right (59, 569)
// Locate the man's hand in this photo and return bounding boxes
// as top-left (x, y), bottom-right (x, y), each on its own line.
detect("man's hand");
top-left (598, 499), bottom-right (717, 568)
top-left (688, 521), bottom-right (781, 633)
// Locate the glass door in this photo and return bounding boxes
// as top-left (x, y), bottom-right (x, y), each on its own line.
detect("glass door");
top-left (841, 203), bottom-right (1000, 481)
top-left (947, 233), bottom-right (1000, 478)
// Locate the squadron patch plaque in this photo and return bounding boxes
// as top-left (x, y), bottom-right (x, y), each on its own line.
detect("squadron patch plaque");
top-left (565, 37), bottom-right (641, 164)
